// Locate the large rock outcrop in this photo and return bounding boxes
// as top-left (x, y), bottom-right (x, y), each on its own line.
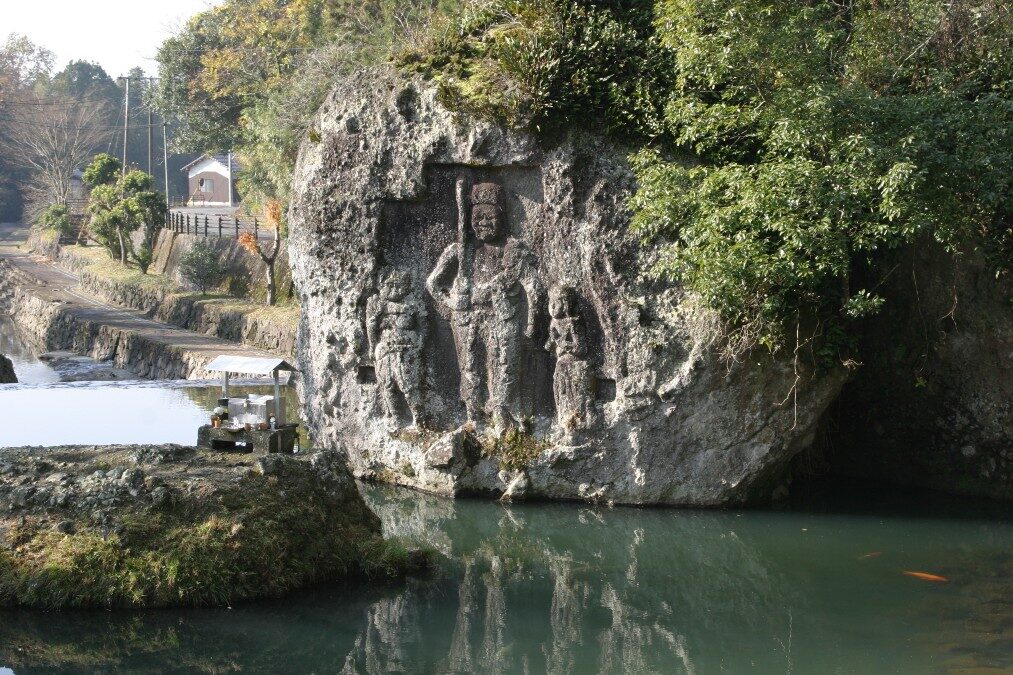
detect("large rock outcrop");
top-left (0, 445), bottom-right (393, 608)
top-left (288, 70), bottom-right (845, 506)
top-left (0, 353), bottom-right (15, 384)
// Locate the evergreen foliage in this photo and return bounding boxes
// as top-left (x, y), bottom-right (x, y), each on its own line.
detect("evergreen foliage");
top-left (36, 204), bottom-right (74, 240)
top-left (85, 158), bottom-right (167, 268)
top-left (405, 0), bottom-right (1013, 358)
top-left (179, 240), bottom-right (226, 296)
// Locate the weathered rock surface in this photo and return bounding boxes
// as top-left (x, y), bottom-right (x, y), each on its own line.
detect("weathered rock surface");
top-left (0, 444), bottom-right (389, 608)
top-left (288, 70), bottom-right (845, 506)
top-left (825, 244), bottom-right (1012, 500)
top-left (0, 353), bottom-right (14, 384)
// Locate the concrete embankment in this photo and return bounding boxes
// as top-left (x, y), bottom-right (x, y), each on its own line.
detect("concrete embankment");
top-left (0, 251), bottom-right (282, 380)
top-left (30, 229), bottom-right (297, 358)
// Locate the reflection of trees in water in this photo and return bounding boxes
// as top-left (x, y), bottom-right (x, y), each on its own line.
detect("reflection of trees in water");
top-left (353, 486), bottom-right (803, 673)
top-left (5, 485), bottom-right (1003, 673)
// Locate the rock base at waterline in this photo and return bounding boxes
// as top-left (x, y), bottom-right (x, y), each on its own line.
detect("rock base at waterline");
top-left (0, 444), bottom-right (416, 608)
top-left (0, 354), bottom-right (15, 384)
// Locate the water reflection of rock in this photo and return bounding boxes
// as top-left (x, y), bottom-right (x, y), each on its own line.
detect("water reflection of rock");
top-left (0, 585), bottom-right (388, 673)
top-left (3, 484), bottom-right (1004, 672)
top-left (356, 486), bottom-right (803, 673)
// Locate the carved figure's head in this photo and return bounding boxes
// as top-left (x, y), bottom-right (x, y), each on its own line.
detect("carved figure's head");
top-left (549, 285), bottom-right (579, 319)
top-left (380, 269), bottom-right (413, 301)
top-left (470, 182), bottom-right (505, 242)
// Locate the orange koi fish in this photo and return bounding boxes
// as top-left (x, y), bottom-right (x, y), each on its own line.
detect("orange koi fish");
top-left (902, 571), bottom-right (949, 583)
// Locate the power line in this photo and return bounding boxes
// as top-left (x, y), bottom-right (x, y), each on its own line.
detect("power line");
top-left (0, 116), bottom-right (164, 131)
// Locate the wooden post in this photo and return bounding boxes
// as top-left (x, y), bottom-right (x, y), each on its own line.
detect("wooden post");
top-left (218, 216), bottom-right (223, 238)
top-left (254, 217), bottom-right (258, 240)
top-left (235, 217), bottom-right (240, 238)
top-left (204, 215), bottom-right (209, 238)
top-left (273, 370), bottom-right (282, 424)
top-left (186, 215), bottom-right (190, 235)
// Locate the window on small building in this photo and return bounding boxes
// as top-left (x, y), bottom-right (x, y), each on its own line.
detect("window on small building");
top-left (199, 178), bottom-right (214, 193)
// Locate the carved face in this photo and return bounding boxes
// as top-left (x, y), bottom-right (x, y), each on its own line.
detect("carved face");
top-left (549, 286), bottom-right (578, 319)
top-left (471, 204), bottom-right (504, 243)
top-left (381, 271), bottom-right (412, 301)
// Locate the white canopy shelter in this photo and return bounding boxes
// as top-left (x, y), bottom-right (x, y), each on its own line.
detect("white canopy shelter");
top-left (205, 356), bottom-right (298, 423)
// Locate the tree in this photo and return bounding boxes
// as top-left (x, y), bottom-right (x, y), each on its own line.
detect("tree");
top-left (0, 34), bottom-right (54, 105)
top-left (0, 34), bottom-right (55, 219)
top-left (237, 200), bottom-right (283, 305)
top-left (88, 184), bottom-right (130, 261)
top-left (153, 0), bottom-right (462, 206)
top-left (413, 0), bottom-right (1013, 360)
top-left (37, 203), bottom-right (74, 240)
top-left (0, 91), bottom-right (114, 215)
top-left (47, 60), bottom-right (120, 103)
top-left (82, 153), bottom-right (121, 189)
top-left (179, 240), bottom-right (225, 296)
top-left (87, 167), bottom-right (167, 266)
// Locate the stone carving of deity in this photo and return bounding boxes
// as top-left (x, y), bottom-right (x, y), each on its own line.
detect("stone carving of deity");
top-left (545, 285), bottom-right (596, 436)
top-left (426, 177), bottom-right (543, 426)
top-left (366, 269), bottom-right (426, 430)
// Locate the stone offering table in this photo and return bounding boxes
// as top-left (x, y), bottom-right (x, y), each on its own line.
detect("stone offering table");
top-left (197, 424), bottom-right (298, 455)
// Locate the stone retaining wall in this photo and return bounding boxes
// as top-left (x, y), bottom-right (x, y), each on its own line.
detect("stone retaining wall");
top-left (0, 259), bottom-right (223, 380)
top-left (30, 229), bottom-right (297, 358)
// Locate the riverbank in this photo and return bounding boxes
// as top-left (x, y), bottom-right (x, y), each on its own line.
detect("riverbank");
top-left (0, 228), bottom-right (287, 380)
top-left (0, 444), bottom-right (419, 609)
top-left (30, 228), bottom-right (298, 357)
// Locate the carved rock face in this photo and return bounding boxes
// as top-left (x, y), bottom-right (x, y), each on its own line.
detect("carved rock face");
top-left (471, 204), bottom-right (504, 243)
top-left (380, 270), bottom-right (412, 302)
top-left (288, 71), bottom-right (847, 506)
top-left (549, 286), bottom-right (578, 320)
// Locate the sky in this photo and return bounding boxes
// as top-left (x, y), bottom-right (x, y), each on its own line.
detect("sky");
top-left (4, 0), bottom-right (224, 78)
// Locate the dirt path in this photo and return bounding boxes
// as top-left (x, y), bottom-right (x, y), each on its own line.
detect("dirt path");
top-left (0, 223), bottom-right (282, 366)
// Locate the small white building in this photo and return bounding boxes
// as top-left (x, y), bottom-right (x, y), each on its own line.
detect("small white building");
top-left (182, 154), bottom-right (239, 207)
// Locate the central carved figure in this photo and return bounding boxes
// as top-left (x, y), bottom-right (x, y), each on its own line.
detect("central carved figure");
top-left (427, 178), bottom-right (543, 426)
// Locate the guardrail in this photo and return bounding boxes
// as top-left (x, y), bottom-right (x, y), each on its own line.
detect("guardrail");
top-left (165, 211), bottom-right (270, 240)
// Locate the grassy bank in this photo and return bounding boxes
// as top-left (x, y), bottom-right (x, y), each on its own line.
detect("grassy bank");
top-left (0, 446), bottom-right (425, 609)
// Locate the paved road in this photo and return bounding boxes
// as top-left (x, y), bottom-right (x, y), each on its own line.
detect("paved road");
top-left (0, 223), bottom-right (30, 247)
top-left (0, 222), bottom-right (280, 364)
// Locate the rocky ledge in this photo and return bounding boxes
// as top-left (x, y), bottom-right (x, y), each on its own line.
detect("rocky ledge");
top-left (0, 444), bottom-right (417, 608)
top-left (0, 354), bottom-right (14, 384)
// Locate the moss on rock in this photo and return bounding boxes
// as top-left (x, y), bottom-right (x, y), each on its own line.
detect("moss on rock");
top-left (0, 445), bottom-right (422, 609)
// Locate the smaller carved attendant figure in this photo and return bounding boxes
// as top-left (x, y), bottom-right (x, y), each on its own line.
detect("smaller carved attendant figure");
top-left (545, 285), bottom-right (596, 436)
top-left (366, 270), bottom-right (426, 430)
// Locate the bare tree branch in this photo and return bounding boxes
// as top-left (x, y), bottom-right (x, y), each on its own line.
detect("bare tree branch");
top-left (0, 91), bottom-right (114, 217)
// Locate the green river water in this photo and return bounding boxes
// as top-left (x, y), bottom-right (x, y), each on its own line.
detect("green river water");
top-left (0, 316), bottom-right (1009, 673)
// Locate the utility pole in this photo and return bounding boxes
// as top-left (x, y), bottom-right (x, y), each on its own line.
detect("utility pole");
top-left (163, 121), bottom-right (170, 209)
top-left (121, 77), bottom-right (130, 177)
top-left (228, 151), bottom-right (234, 207)
top-left (147, 107), bottom-right (154, 175)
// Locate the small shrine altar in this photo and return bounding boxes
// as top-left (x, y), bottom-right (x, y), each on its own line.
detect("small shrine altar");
top-left (197, 355), bottom-right (299, 455)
